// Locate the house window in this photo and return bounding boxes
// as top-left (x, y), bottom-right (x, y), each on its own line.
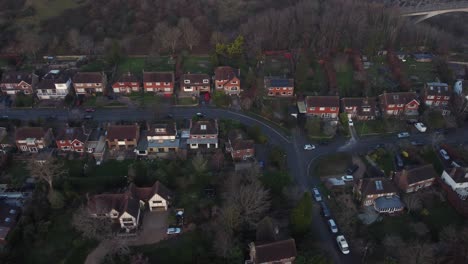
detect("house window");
top-left (231, 81), bottom-right (238, 84)
top-left (310, 107), bottom-right (315, 111)
top-left (331, 107), bottom-right (336, 111)
top-left (164, 82), bottom-right (170, 85)
top-left (319, 107), bottom-right (325, 111)
top-left (147, 82), bottom-right (152, 85)
top-left (184, 80), bottom-right (190, 84)
top-left (156, 82), bottom-right (160, 85)
top-left (152, 200), bottom-right (163, 204)
top-left (20, 146), bottom-right (27, 151)
top-left (202, 79), bottom-right (209, 84)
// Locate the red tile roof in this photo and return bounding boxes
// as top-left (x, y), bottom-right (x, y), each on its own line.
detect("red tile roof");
top-left (379, 92), bottom-right (419, 106)
top-left (73, 72), bottom-right (103, 84)
top-left (106, 125), bottom-right (139, 140)
top-left (15, 127), bottom-right (48, 140)
top-left (143, 72), bottom-right (174, 83)
top-left (1, 71), bottom-right (34, 84)
top-left (214, 66), bottom-right (239, 81)
top-left (306, 96), bottom-right (340, 108)
top-left (253, 239), bottom-right (297, 263)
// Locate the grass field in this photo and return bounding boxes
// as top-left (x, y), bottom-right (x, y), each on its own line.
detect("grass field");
top-left (402, 59), bottom-right (437, 88)
top-left (118, 56), bottom-right (174, 75)
top-left (264, 55), bottom-right (291, 76)
top-left (299, 62), bottom-right (326, 94)
top-left (335, 62), bottom-right (356, 97)
top-left (182, 56), bottom-right (212, 74)
top-left (80, 60), bottom-right (109, 72)
top-left (313, 153), bottom-right (352, 177)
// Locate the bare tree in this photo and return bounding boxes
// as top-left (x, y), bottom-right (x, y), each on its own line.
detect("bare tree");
top-left (213, 222), bottom-right (235, 258)
top-left (399, 241), bottom-right (435, 264)
top-left (18, 32), bottom-right (44, 60)
top-left (161, 26), bottom-right (181, 54)
top-left (72, 206), bottom-right (112, 241)
top-left (79, 35), bottom-right (95, 55)
top-left (178, 18), bottom-right (201, 51)
top-left (256, 216), bottom-right (278, 242)
top-left (218, 203), bottom-right (241, 232)
top-left (67, 28), bottom-right (81, 51)
top-left (403, 195), bottom-right (422, 214)
top-left (210, 31), bottom-right (226, 47)
top-left (28, 157), bottom-right (67, 190)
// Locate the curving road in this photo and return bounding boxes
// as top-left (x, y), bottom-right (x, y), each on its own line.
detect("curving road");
top-left (3, 106), bottom-right (468, 263)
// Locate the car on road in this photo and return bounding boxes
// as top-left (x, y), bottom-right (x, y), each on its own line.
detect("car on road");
top-left (327, 219), bottom-right (338, 233)
top-left (304, 144), bottom-right (316, 150)
top-left (439, 149), bottom-right (450, 160)
top-left (414, 122), bottom-right (427, 132)
top-left (196, 112), bottom-right (204, 118)
top-left (346, 164), bottom-right (359, 175)
top-left (83, 114), bottom-right (93, 120)
top-left (320, 201), bottom-right (331, 218)
top-left (411, 141), bottom-right (424, 146)
top-left (85, 108), bottom-right (95, 112)
top-left (0, 115), bottom-right (8, 120)
top-left (336, 235), bottom-right (350, 254)
top-left (397, 132), bottom-right (410, 138)
top-left (166, 227), bottom-right (181, 235)
top-left (312, 187), bottom-right (322, 202)
top-left (348, 119), bottom-right (354, 126)
top-left (395, 154), bottom-right (404, 168)
top-left (341, 175), bottom-right (354, 182)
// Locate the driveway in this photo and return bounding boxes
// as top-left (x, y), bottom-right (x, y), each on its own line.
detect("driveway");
top-left (129, 210), bottom-right (168, 246)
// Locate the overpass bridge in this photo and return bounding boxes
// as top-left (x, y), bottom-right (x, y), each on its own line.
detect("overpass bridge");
top-left (376, 0), bottom-right (468, 23)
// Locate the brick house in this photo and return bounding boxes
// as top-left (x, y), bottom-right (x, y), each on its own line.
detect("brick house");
top-left (214, 66), bottom-right (241, 95)
top-left (145, 122), bottom-right (179, 154)
top-left (441, 167), bottom-right (468, 200)
top-left (226, 130), bottom-right (254, 161)
top-left (246, 239), bottom-right (297, 264)
top-left (354, 177), bottom-right (398, 206)
top-left (180, 73), bottom-right (211, 97)
top-left (187, 119), bottom-right (218, 149)
top-left (378, 92), bottom-right (419, 118)
top-left (393, 164), bottom-right (437, 193)
top-left (341, 97), bottom-right (378, 120)
top-left (0, 71), bottom-right (38, 95)
top-left (264, 77), bottom-right (294, 97)
top-left (73, 72), bottom-right (106, 95)
top-left (423, 82), bottom-right (451, 107)
top-left (85, 128), bottom-right (107, 164)
top-left (15, 127), bottom-right (53, 153)
top-left (36, 70), bottom-right (72, 100)
top-left (88, 181), bottom-right (172, 232)
top-left (55, 127), bottom-right (89, 153)
top-left (112, 72), bottom-right (141, 94)
top-left (143, 71), bottom-right (174, 95)
top-left (305, 96), bottom-right (340, 119)
top-left (105, 124), bottom-right (140, 150)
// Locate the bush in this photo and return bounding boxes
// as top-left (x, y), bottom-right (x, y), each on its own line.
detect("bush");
top-left (290, 192), bottom-right (313, 236)
top-left (247, 125), bottom-right (268, 144)
top-left (212, 91), bottom-right (230, 107)
top-left (261, 171), bottom-right (291, 195)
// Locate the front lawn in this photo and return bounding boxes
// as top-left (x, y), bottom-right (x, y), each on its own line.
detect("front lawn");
top-left (118, 57), bottom-right (146, 73)
top-left (14, 94), bottom-right (34, 107)
top-left (313, 153), bottom-right (352, 177)
top-left (355, 119), bottom-right (387, 136)
top-left (182, 55), bottom-right (213, 74)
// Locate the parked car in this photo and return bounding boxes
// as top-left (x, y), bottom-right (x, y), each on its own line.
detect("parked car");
top-left (196, 112), bottom-right (204, 117)
top-left (346, 164), bottom-right (359, 175)
top-left (395, 154), bottom-right (404, 168)
top-left (336, 235), bottom-right (350, 254)
top-left (341, 175), bottom-right (354, 182)
top-left (348, 119), bottom-right (354, 126)
top-left (414, 122), bottom-right (427, 132)
top-left (439, 149), bottom-right (450, 160)
top-left (327, 219), bottom-right (338, 233)
top-left (166, 227), bottom-right (181, 235)
top-left (411, 141), bottom-right (424, 146)
top-left (83, 114), bottom-right (93, 120)
top-left (320, 201), bottom-right (331, 218)
top-left (85, 108), bottom-right (95, 112)
top-left (304, 144), bottom-right (316, 150)
top-left (312, 187), bottom-right (322, 202)
top-left (397, 132), bottom-right (410, 138)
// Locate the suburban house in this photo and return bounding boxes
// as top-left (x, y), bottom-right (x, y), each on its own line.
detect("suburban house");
top-left (341, 97), bottom-right (378, 120)
top-left (305, 96), bottom-right (340, 119)
top-left (72, 72), bottom-right (106, 95)
top-left (85, 128), bottom-right (107, 164)
top-left (226, 129), bottom-right (255, 161)
top-left (144, 122), bottom-right (179, 155)
top-left (180, 73), bottom-right (211, 97)
top-left (15, 127), bottom-right (53, 153)
top-left (0, 127), bottom-right (15, 153)
top-left (0, 200), bottom-right (21, 245)
top-left (88, 181), bottom-right (172, 231)
top-left (143, 71), bottom-right (174, 95)
top-left (393, 164), bottom-right (437, 193)
top-left (423, 82), bottom-right (451, 115)
top-left (441, 167), bottom-right (468, 200)
top-left (264, 77), bottom-right (294, 97)
top-left (246, 239), bottom-right (297, 264)
top-left (55, 126), bottom-right (89, 153)
top-left (354, 177), bottom-right (403, 213)
top-left (105, 124), bottom-right (140, 150)
top-left (112, 72), bottom-right (141, 94)
top-left (378, 92), bottom-right (419, 118)
top-left (36, 70), bottom-right (72, 100)
top-left (187, 119), bottom-right (218, 149)
top-left (0, 71), bottom-right (37, 95)
top-left (214, 66), bottom-right (241, 95)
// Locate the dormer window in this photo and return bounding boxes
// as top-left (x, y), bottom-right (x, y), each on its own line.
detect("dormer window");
top-left (184, 80), bottom-right (190, 84)
top-left (201, 125), bottom-right (207, 130)
top-left (155, 128), bottom-right (166, 133)
top-left (202, 79), bottom-right (209, 84)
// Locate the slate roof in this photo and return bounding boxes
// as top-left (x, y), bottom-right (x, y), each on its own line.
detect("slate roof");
top-left (341, 97), bottom-right (377, 117)
top-left (15, 127), bottom-right (48, 140)
top-left (214, 66), bottom-right (239, 81)
top-left (0, 71), bottom-right (34, 84)
top-left (358, 177), bottom-right (398, 197)
top-left (147, 122), bottom-right (177, 137)
top-left (106, 125), bottom-right (139, 140)
top-left (143, 72), bottom-right (174, 83)
top-left (378, 92), bottom-right (419, 106)
top-left (395, 164), bottom-right (437, 187)
top-left (264, 77), bottom-right (294, 88)
top-left (253, 239), bottom-right (297, 263)
top-left (116, 72), bottom-right (139, 83)
top-left (88, 193), bottom-right (140, 218)
top-left (130, 181), bottom-right (173, 202)
top-left (305, 96), bottom-right (340, 108)
top-left (73, 72), bottom-right (103, 84)
top-left (425, 82), bottom-right (451, 96)
top-left (182, 73), bottom-right (210, 85)
top-left (55, 127), bottom-right (88, 142)
top-left (190, 119), bottom-right (218, 135)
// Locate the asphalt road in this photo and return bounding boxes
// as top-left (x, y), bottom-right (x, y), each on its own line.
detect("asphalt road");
top-left (3, 106), bottom-right (468, 264)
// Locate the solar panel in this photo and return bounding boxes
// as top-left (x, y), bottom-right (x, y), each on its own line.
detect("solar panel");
top-left (375, 180), bottom-right (383, 191)
top-left (270, 79), bottom-right (290, 87)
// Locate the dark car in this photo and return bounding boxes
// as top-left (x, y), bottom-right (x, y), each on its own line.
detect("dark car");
top-left (320, 201), bottom-right (331, 218)
top-left (395, 154), bottom-right (404, 168)
top-left (346, 164), bottom-right (359, 175)
top-left (83, 114), bottom-right (93, 120)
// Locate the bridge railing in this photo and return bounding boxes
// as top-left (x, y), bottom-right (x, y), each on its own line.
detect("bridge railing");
top-left (399, 1), bottom-right (468, 14)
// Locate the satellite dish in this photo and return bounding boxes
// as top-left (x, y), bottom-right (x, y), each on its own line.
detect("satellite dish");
top-left (454, 80), bottom-right (463, 95)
